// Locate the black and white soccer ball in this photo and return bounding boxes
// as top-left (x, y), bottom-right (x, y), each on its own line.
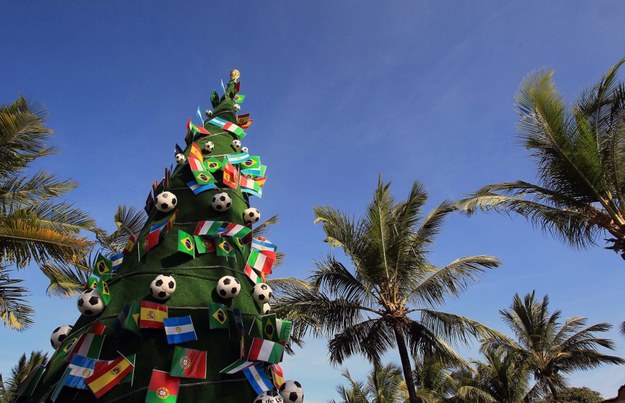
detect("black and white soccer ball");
top-left (150, 274), bottom-right (176, 300)
top-left (252, 283), bottom-right (273, 303)
top-left (241, 146), bottom-right (249, 153)
top-left (77, 288), bottom-right (105, 316)
top-left (243, 208), bottom-right (261, 225)
top-left (216, 275), bottom-right (240, 299)
top-left (233, 104), bottom-right (241, 112)
top-left (205, 109), bottom-right (213, 117)
top-left (50, 324), bottom-right (73, 349)
top-left (254, 390), bottom-right (283, 403)
top-left (279, 380), bottom-right (304, 403)
top-left (155, 191), bottom-right (177, 213)
top-left (204, 141), bottom-right (215, 153)
top-left (262, 302), bottom-right (271, 314)
top-left (211, 192), bottom-right (232, 211)
top-left (231, 139), bottom-right (242, 150)
top-left (175, 153), bottom-right (186, 165)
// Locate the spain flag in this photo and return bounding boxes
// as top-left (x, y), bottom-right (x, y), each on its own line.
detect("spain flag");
top-left (86, 355), bottom-right (134, 398)
top-left (140, 300), bottom-right (169, 329)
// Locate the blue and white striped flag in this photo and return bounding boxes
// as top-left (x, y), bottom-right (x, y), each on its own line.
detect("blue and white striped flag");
top-left (110, 252), bottom-right (124, 271)
top-left (164, 316), bottom-right (197, 344)
top-left (242, 364), bottom-right (273, 395)
top-left (65, 355), bottom-right (97, 389)
top-left (186, 180), bottom-right (216, 195)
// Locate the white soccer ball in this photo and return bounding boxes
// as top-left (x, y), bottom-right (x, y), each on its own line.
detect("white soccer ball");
top-left (216, 275), bottom-right (240, 299)
top-left (233, 104), bottom-right (241, 112)
top-left (243, 208), bottom-right (261, 225)
top-left (252, 283), bottom-right (273, 303)
top-left (211, 192), bottom-right (232, 212)
top-left (204, 141), bottom-right (215, 153)
top-left (77, 288), bottom-right (105, 316)
top-left (279, 380), bottom-right (304, 403)
top-left (205, 109), bottom-right (213, 117)
top-left (262, 303), bottom-right (271, 314)
top-left (50, 324), bottom-right (73, 349)
top-left (231, 139), bottom-right (241, 150)
top-left (175, 153), bottom-right (186, 165)
top-left (254, 390), bottom-right (283, 403)
top-left (155, 191), bottom-right (177, 213)
top-left (150, 274), bottom-right (176, 300)
top-left (241, 146), bottom-right (249, 153)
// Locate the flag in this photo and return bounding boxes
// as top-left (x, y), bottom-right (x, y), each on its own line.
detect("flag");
top-left (270, 364), bottom-right (284, 389)
top-left (247, 249), bottom-right (276, 275)
top-left (86, 354), bottom-right (134, 398)
top-left (145, 191), bottom-right (155, 213)
top-left (175, 143), bottom-right (184, 154)
top-left (233, 94), bottom-right (246, 103)
top-left (227, 151), bottom-right (251, 165)
top-left (242, 164), bottom-right (266, 178)
top-left (146, 369), bottom-right (180, 403)
top-left (261, 314), bottom-right (278, 341)
top-left (15, 365), bottom-right (45, 399)
top-left (240, 176), bottom-right (262, 198)
top-left (186, 118), bottom-right (209, 135)
top-left (194, 220), bottom-right (223, 236)
top-left (218, 222), bottom-right (252, 239)
top-left (204, 157), bottom-right (223, 172)
top-left (110, 252), bottom-right (124, 271)
top-left (123, 234), bottom-right (137, 255)
top-left (216, 237), bottom-right (235, 257)
top-left (209, 303), bottom-right (228, 329)
top-left (140, 300), bottom-right (168, 329)
top-left (114, 301), bottom-right (141, 335)
top-left (196, 105), bottom-right (203, 124)
top-left (94, 254), bottom-right (112, 278)
top-left (65, 355), bottom-right (97, 389)
top-left (189, 142), bottom-right (203, 162)
top-left (193, 169), bottom-right (215, 186)
top-left (232, 237), bottom-right (246, 253)
top-left (188, 157), bottom-right (204, 172)
top-left (222, 160), bottom-right (239, 189)
top-left (186, 180), bottom-right (215, 195)
top-left (237, 113), bottom-right (253, 129)
top-left (50, 366), bottom-right (71, 402)
top-left (71, 332), bottom-right (105, 360)
top-left (138, 229), bottom-right (161, 259)
top-left (177, 230), bottom-right (195, 257)
top-left (163, 316), bottom-right (197, 344)
top-left (93, 278), bottom-right (111, 305)
top-left (254, 176), bottom-right (267, 188)
top-left (223, 121), bottom-right (246, 139)
top-left (231, 307), bottom-right (245, 333)
top-left (241, 156), bottom-right (260, 170)
top-left (252, 238), bottom-right (277, 252)
top-left (150, 211), bottom-right (177, 233)
top-left (193, 235), bottom-right (213, 254)
top-left (207, 116), bottom-right (227, 129)
top-left (219, 358), bottom-right (254, 374)
top-left (244, 264), bottom-right (263, 285)
top-left (248, 338), bottom-right (284, 364)
top-left (120, 354), bottom-right (136, 385)
top-left (170, 347), bottom-right (207, 379)
top-left (243, 364), bottom-right (273, 395)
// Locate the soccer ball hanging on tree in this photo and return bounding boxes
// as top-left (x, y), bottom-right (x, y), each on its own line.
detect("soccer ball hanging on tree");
top-left (231, 139), bottom-right (241, 150)
top-left (50, 324), bottom-right (73, 349)
top-left (77, 288), bottom-right (105, 316)
top-left (252, 283), bottom-right (273, 304)
top-left (280, 380), bottom-right (304, 403)
top-left (155, 191), bottom-right (178, 212)
top-left (150, 274), bottom-right (176, 300)
top-left (211, 192), bottom-right (232, 212)
top-left (175, 153), bottom-right (186, 164)
top-left (243, 207), bottom-right (260, 225)
top-left (204, 140), bottom-right (215, 153)
top-left (216, 275), bottom-right (240, 299)
top-left (254, 390), bottom-right (284, 403)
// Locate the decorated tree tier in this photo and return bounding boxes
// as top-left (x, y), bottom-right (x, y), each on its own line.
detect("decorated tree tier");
top-left (18, 70), bottom-right (304, 403)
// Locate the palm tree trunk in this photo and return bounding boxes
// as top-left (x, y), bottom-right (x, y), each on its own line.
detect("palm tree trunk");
top-left (392, 322), bottom-right (419, 403)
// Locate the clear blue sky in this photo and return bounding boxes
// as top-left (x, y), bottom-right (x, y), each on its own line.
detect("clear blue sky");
top-left (3, 1), bottom-right (625, 401)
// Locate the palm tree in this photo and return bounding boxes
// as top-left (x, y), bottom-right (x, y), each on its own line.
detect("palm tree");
top-left (482, 292), bottom-right (624, 400)
top-left (331, 363), bottom-right (407, 403)
top-left (0, 351), bottom-right (47, 403)
top-left (275, 178), bottom-right (501, 403)
top-left (470, 349), bottom-right (530, 403)
top-left (0, 96), bottom-right (95, 329)
top-left (457, 58), bottom-right (625, 259)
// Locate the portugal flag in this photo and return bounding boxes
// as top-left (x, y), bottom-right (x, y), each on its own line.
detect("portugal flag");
top-left (146, 369), bottom-right (180, 403)
top-left (170, 346), bottom-right (207, 379)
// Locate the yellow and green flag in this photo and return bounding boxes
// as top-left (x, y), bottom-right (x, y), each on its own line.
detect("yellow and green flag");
top-left (177, 230), bottom-right (195, 257)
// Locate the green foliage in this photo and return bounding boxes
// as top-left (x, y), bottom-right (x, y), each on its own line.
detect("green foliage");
top-left (537, 386), bottom-right (603, 403)
top-left (0, 351), bottom-right (47, 403)
top-left (331, 363), bottom-right (407, 403)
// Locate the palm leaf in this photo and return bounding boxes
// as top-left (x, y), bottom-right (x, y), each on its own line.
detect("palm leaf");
top-left (0, 267), bottom-right (33, 330)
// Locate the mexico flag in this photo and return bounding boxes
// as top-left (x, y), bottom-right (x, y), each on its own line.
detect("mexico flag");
top-left (170, 346), bottom-right (207, 379)
top-left (146, 370), bottom-right (180, 403)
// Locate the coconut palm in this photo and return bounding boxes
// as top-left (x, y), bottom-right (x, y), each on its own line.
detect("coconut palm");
top-left (469, 348), bottom-right (530, 403)
top-left (0, 351), bottom-right (47, 403)
top-left (482, 292), bottom-right (624, 400)
top-left (276, 178), bottom-right (501, 403)
top-left (0, 96), bottom-right (95, 329)
top-left (331, 363), bottom-right (407, 403)
top-left (457, 58), bottom-right (625, 259)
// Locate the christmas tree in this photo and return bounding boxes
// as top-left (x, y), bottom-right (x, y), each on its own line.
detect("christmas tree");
top-left (19, 70), bottom-right (303, 403)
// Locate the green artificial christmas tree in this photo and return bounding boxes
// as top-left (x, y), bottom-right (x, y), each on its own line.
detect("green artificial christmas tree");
top-left (18, 70), bottom-right (304, 403)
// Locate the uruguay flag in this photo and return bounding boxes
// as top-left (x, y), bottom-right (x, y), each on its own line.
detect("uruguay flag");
top-left (65, 355), bottom-right (97, 389)
top-left (164, 316), bottom-right (197, 344)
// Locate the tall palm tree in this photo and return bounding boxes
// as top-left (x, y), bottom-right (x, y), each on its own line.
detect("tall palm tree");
top-left (0, 351), bottom-right (47, 403)
top-left (0, 96), bottom-right (95, 329)
top-left (331, 363), bottom-right (407, 403)
top-left (470, 348), bottom-right (530, 403)
top-left (482, 292), bottom-right (624, 400)
top-left (275, 178), bottom-right (501, 403)
top-left (457, 58), bottom-right (625, 259)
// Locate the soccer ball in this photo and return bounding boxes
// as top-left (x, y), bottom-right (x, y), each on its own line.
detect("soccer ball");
top-left (243, 208), bottom-right (261, 225)
top-left (150, 274), bottom-right (176, 300)
top-left (211, 192), bottom-right (232, 211)
top-left (231, 139), bottom-right (241, 150)
top-left (155, 191), bottom-right (177, 213)
top-left (279, 380), bottom-right (304, 403)
top-left (77, 288), bottom-right (105, 316)
top-left (241, 146), bottom-right (249, 153)
top-left (50, 324), bottom-right (73, 349)
top-left (204, 141), bottom-right (215, 153)
top-left (175, 153), bottom-right (186, 165)
top-left (262, 303), bottom-right (271, 314)
top-left (205, 109), bottom-right (213, 117)
top-left (216, 275), bottom-right (240, 299)
top-left (252, 283), bottom-right (273, 303)
top-left (233, 104), bottom-right (241, 112)
top-left (254, 390), bottom-right (283, 403)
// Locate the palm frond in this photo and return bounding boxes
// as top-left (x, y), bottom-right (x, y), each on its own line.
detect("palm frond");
top-left (40, 260), bottom-right (90, 297)
top-left (0, 267), bottom-right (33, 330)
top-left (95, 205), bottom-right (146, 253)
top-left (419, 309), bottom-right (504, 346)
top-left (311, 256), bottom-right (375, 306)
top-left (0, 171), bottom-right (76, 208)
top-left (328, 318), bottom-right (394, 365)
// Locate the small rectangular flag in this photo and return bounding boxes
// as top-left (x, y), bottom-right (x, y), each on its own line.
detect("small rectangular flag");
top-left (193, 235), bottom-right (215, 254)
top-left (164, 316), bottom-right (197, 344)
top-left (219, 358), bottom-right (254, 374)
top-left (94, 254), bottom-right (112, 278)
top-left (222, 160), bottom-right (239, 189)
top-left (140, 300), bottom-right (168, 329)
top-left (252, 238), bottom-right (277, 252)
top-left (218, 222), bottom-right (252, 239)
top-left (66, 355), bottom-right (97, 389)
top-left (242, 164), bottom-right (266, 178)
top-left (114, 301), bottom-right (141, 335)
top-left (241, 156), bottom-right (260, 170)
top-left (138, 229), bottom-right (161, 259)
top-left (194, 220), bottom-right (223, 236)
top-left (233, 94), bottom-right (246, 103)
top-left (96, 278), bottom-right (111, 305)
top-left (247, 249), bottom-right (276, 275)
top-left (207, 116), bottom-right (227, 129)
top-left (227, 151), bottom-right (251, 165)
top-left (193, 169), bottom-right (215, 186)
top-left (50, 366), bottom-right (71, 402)
top-left (170, 347), bottom-right (207, 379)
top-left (240, 176), bottom-right (262, 198)
top-left (71, 333), bottom-right (105, 360)
top-left (231, 307), bottom-right (245, 333)
top-left (186, 180), bottom-right (215, 195)
top-left (204, 157), bottom-right (223, 173)
top-left (150, 211), bottom-right (177, 233)
top-left (236, 113), bottom-right (253, 129)
top-left (123, 235), bottom-right (137, 255)
top-left (270, 364), bottom-right (284, 389)
top-left (189, 142), bottom-right (203, 163)
top-left (177, 230), bottom-right (195, 257)
top-left (216, 237), bottom-right (235, 258)
top-left (244, 264), bottom-right (263, 285)
top-left (110, 252), bottom-right (124, 271)
top-left (243, 364), bottom-right (273, 395)
top-left (261, 314), bottom-right (278, 341)
top-left (223, 121), bottom-right (246, 139)
top-left (276, 318), bottom-right (293, 343)
top-left (146, 369), bottom-right (180, 403)
top-left (186, 118), bottom-right (209, 135)
top-left (247, 338), bottom-right (284, 364)
top-left (86, 354), bottom-right (134, 398)
top-left (188, 157), bottom-right (204, 172)
top-left (209, 303), bottom-right (229, 329)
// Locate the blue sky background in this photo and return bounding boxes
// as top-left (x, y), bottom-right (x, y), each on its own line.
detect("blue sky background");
top-left (3, 1), bottom-right (625, 401)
